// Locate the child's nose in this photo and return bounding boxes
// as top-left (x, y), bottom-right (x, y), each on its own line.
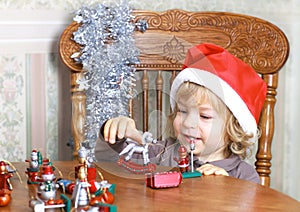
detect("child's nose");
top-left (183, 113), bottom-right (200, 129)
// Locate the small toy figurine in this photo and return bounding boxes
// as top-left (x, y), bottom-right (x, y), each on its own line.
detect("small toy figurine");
top-left (25, 149), bottom-right (50, 184)
top-left (89, 187), bottom-right (114, 206)
top-left (0, 161), bottom-right (13, 206)
top-left (119, 132), bottom-right (157, 165)
top-left (118, 132), bottom-right (157, 174)
top-left (174, 145), bottom-right (190, 173)
top-left (72, 165), bottom-right (91, 208)
top-left (64, 144), bottom-right (103, 195)
top-left (25, 150), bottom-right (40, 184)
top-left (181, 138), bottom-right (202, 179)
top-left (58, 143), bottom-right (115, 208)
top-left (76, 145), bottom-right (100, 194)
top-left (37, 164), bottom-right (59, 201)
top-left (29, 163), bottom-right (69, 211)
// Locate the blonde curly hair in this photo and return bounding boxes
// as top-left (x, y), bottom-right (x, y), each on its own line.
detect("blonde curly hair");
top-left (166, 82), bottom-right (257, 159)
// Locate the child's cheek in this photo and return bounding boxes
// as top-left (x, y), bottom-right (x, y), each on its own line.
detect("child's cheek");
top-left (173, 115), bottom-right (181, 136)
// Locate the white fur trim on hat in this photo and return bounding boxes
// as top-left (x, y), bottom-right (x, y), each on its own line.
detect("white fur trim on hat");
top-left (170, 68), bottom-right (258, 142)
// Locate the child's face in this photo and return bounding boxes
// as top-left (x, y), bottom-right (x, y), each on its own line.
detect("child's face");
top-left (173, 91), bottom-right (227, 162)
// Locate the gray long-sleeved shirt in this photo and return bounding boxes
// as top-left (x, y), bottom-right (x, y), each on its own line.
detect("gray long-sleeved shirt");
top-left (95, 134), bottom-right (260, 184)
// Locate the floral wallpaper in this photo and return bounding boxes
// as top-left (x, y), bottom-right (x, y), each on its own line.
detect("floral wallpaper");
top-left (0, 55), bottom-right (26, 161)
top-left (46, 53), bottom-right (59, 161)
top-left (0, 0), bottom-right (300, 201)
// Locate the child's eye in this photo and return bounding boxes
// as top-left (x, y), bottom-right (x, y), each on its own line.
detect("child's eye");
top-left (200, 114), bottom-right (212, 119)
top-left (178, 109), bottom-right (187, 114)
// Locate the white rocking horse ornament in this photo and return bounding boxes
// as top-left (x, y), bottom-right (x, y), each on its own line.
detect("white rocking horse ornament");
top-left (119, 132), bottom-right (157, 165)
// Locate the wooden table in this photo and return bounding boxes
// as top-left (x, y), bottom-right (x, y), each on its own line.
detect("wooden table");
top-left (4, 161), bottom-right (300, 211)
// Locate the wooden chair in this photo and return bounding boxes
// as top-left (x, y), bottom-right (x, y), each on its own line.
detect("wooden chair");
top-left (59, 9), bottom-right (289, 187)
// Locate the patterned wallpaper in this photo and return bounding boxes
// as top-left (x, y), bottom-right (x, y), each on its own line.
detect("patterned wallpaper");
top-left (0, 55), bottom-right (26, 161)
top-left (0, 0), bottom-right (299, 201)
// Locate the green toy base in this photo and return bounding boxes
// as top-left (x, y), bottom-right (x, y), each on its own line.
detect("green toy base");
top-left (182, 171), bottom-right (202, 179)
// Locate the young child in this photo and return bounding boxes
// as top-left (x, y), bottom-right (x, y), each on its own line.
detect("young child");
top-left (97, 43), bottom-right (267, 184)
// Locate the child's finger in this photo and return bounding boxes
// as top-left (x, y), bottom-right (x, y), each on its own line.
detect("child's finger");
top-left (196, 164), bottom-right (228, 176)
top-left (203, 168), bottom-right (215, 176)
top-left (108, 119), bottom-right (119, 144)
top-left (117, 118), bottom-right (129, 139)
top-left (103, 119), bottom-right (113, 142)
top-left (196, 165), bottom-right (213, 175)
top-left (214, 169), bottom-right (229, 176)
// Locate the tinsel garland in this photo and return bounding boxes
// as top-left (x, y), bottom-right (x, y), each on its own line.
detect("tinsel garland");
top-left (72, 2), bottom-right (147, 149)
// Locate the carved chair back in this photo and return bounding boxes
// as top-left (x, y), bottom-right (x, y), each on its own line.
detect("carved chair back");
top-left (59, 9), bottom-right (289, 187)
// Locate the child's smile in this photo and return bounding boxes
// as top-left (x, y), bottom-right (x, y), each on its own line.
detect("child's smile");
top-left (173, 93), bottom-right (227, 162)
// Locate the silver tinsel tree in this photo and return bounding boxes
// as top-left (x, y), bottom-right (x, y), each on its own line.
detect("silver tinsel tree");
top-left (71, 2), bottom-right (147, 149)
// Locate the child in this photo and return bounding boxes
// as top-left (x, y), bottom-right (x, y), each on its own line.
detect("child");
top-left (97, 43), bottom-right (267, 183)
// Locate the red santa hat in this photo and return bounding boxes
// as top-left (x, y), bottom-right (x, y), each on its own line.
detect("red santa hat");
top-left (170, 43), bottom-right (267, 141)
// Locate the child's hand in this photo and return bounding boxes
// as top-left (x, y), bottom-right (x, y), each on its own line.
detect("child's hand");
top-left (196, 164), bottom-right (229, 176)
top-left (103, 116), bottom-right (142, 145)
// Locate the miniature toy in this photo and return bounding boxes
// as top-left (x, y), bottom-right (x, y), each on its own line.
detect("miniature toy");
top-left (56, 178), bottom-right (74, 194)
top-left (55, 144), bottom-right (116, 210)
top-left (29, 163), bottom-right (68, 211)
top-left (76, 145), bottom-right (101, 193)
top-left (181, 138), bottom-right (202, 179)
top-left (37, 164), bottom-right (59, 201)
top-left (73, 144), bottom-right (117, 209)
top-left (190, 138), bottom-right (195, 172)
top-left (25, 150), bottom-right (40, 184)
top-left (25, 149), bottom-right (51, 184)
top-left (72, 165), bottom-right (91, 208)
top-left (118, 132), bottom-right (157, 173)
top-left (174, 145), bottom-right (190, 173)
top-left (29, 193), bottom-right (71, 212)
top-left (0, 161), bottom-right (13, 206)
top-left (63, 144), bottom-right (108, 195)
top-left (89, 187), bottom-right (114, 205)
top-left (146, 171), bottom-right (182, 189)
